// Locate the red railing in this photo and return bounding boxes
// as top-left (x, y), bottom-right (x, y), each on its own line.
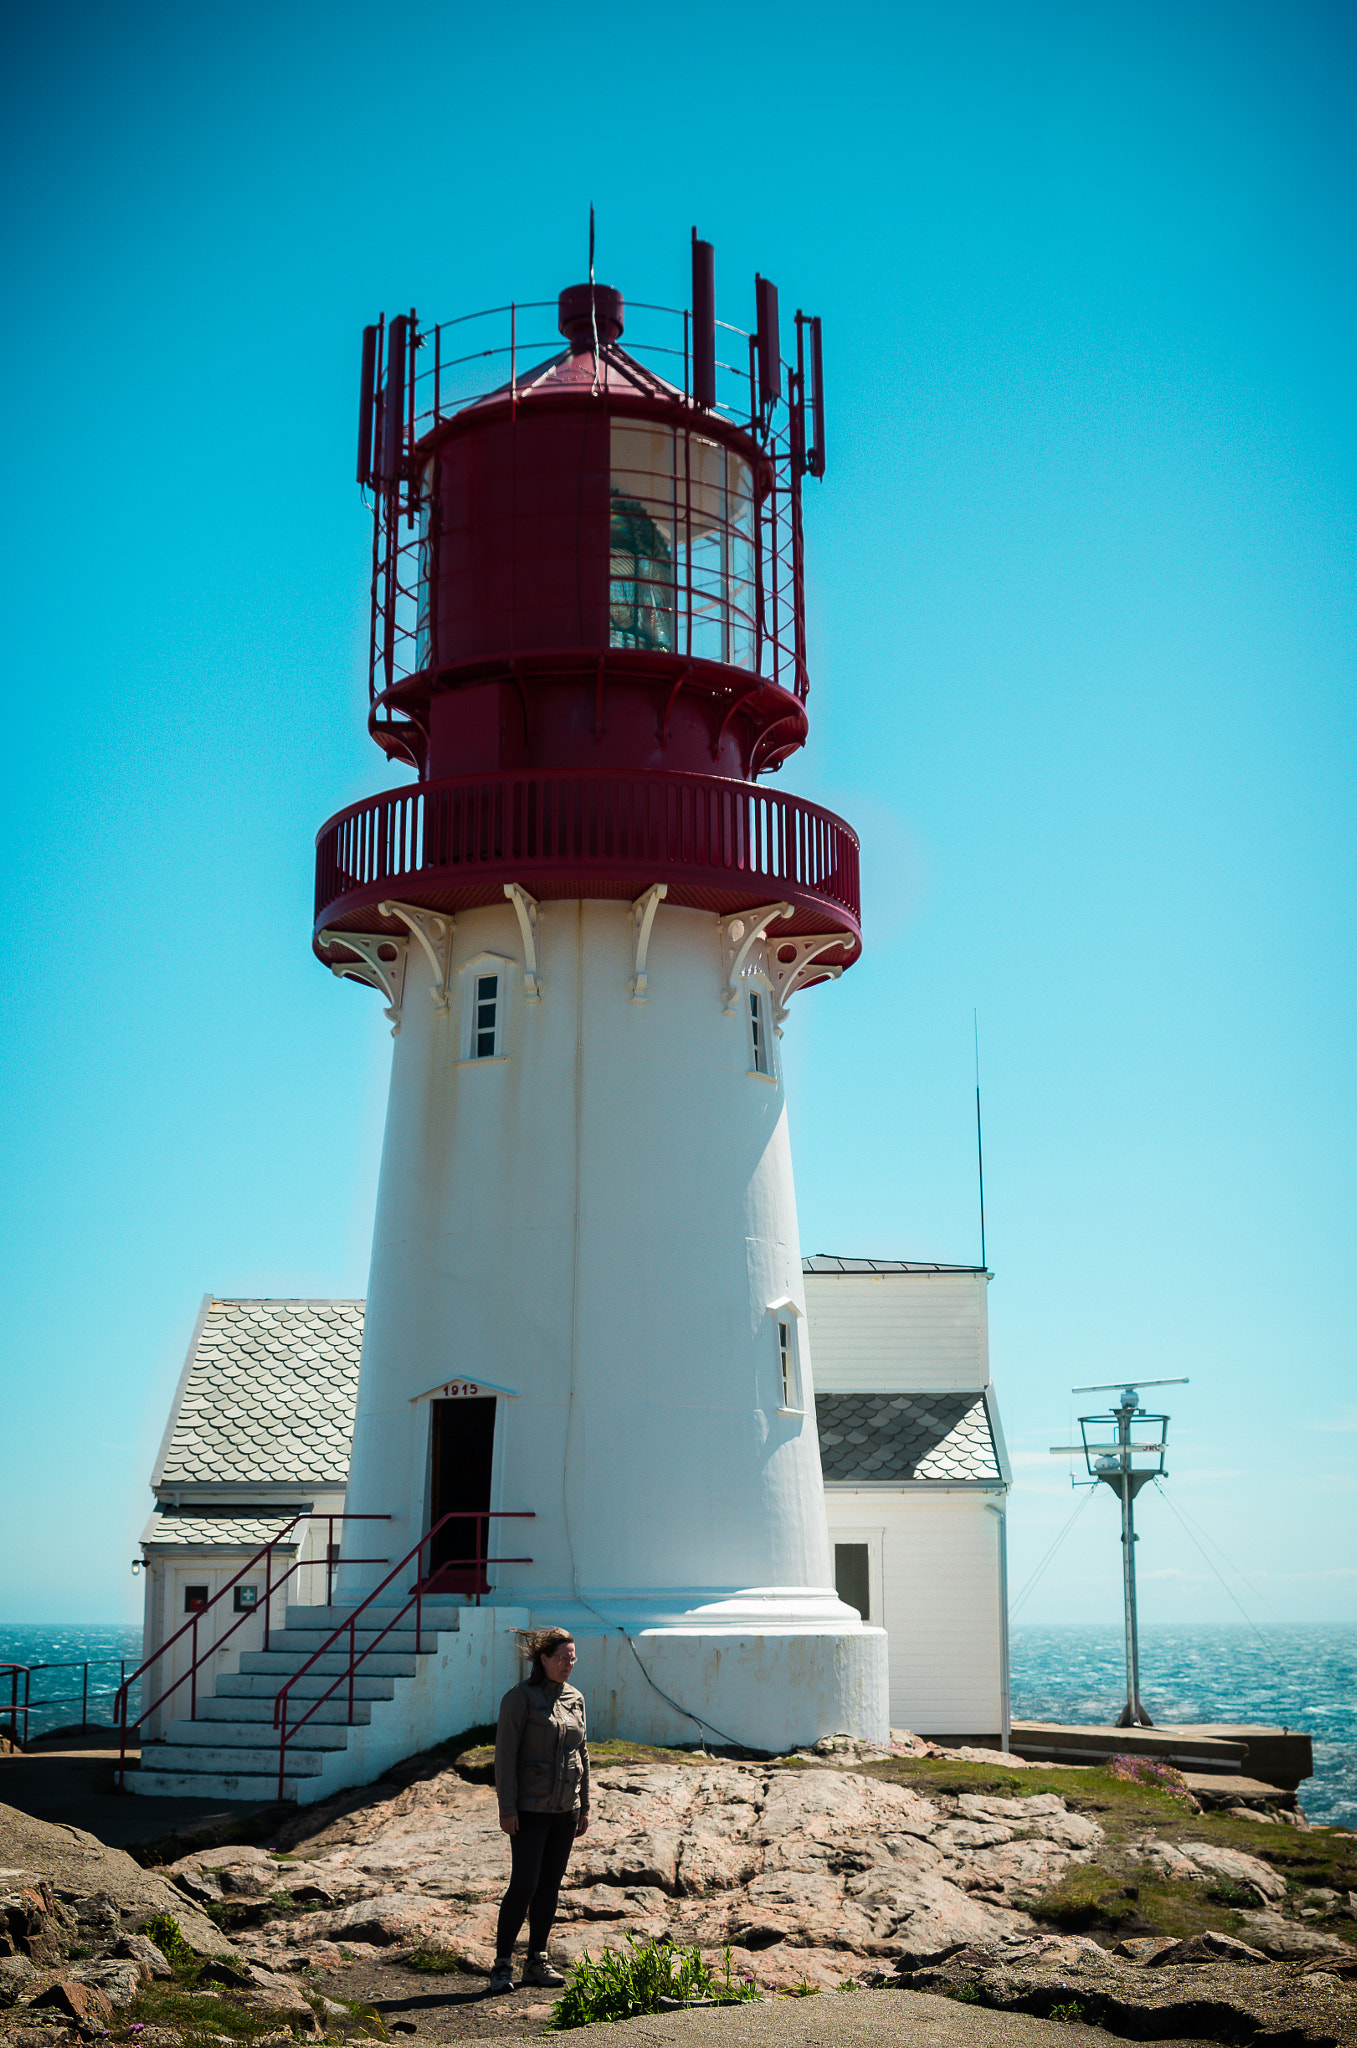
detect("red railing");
top-left (316, 768), bottom-right (860, 938)
top-left (272, 1510), bottom-right (533, 1799)
top-left (113, 1513), bottom-right (390, 1789)
top-left (1, 1666), bottom-right (30, 1750)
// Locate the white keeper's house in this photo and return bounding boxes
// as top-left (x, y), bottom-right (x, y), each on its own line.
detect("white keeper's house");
top-left (138, 1264), bottom-right (1010, 1751)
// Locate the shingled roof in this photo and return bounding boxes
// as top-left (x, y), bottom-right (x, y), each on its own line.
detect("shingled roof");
top-left (140, 1513), bottom-right (304, 1549)
top-left (816, 1391), bottom-right (1001, 1483)
top-left (153, 1299), bottom-right (364, 1488)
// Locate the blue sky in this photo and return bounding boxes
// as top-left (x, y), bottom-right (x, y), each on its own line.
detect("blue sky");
top-left (2, 0), bottom-right (1353, 1650)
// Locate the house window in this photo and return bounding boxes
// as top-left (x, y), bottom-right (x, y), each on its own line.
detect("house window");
top-left (834, 1542), bottom-right (871, 1621)
top-left (776, 1317), bottom-right (802, 1412)
top-left (748, 988), bottom-right (773, 1076)
top-left (184, 1585), bottom-right (209, 1614)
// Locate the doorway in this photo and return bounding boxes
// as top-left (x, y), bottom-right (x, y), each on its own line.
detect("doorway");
top-left (429, 1398), bottom-right (497, 1586)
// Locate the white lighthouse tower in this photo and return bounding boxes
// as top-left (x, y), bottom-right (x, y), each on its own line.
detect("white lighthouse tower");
top-left (317, 248), bottom-right (888, 1748)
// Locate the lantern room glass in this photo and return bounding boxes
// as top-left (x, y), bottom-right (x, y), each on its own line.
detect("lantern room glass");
top-left (609, 419), bottom-right (755, 668)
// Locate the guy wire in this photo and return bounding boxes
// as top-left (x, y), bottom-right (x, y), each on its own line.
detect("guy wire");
top-left (1150, 1480), bottom-right (1273, 1650)
top-left (1009, 1485), bottom-right (1095, 1620)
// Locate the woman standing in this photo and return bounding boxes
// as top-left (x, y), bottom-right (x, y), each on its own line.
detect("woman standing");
top-left (488, 1627), bottom-right (590, 1994)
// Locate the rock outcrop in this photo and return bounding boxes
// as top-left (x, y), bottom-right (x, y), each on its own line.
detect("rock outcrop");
top-left (898, 1930), bottom-right (1357, 2047)
top-left (225, 1760), bottom-right (1102, 1988)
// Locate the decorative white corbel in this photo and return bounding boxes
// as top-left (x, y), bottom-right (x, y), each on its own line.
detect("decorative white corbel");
top-left (379, 901), bottom-right (453, 1013)
top-left (629, 883), bottom-right (668, 1001)
top-left (503, 883), bottom-right (542, 1001)
top-left (318, 930), bottom-right (408, 1035)
top-left (768, 935), bottom-right (853, 1033)
top-left (721, 903), bottom-right (793, 1014)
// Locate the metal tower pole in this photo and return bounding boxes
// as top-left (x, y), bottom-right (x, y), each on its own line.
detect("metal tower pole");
top-left (1115, 1396), bottom-right (1152, 1728)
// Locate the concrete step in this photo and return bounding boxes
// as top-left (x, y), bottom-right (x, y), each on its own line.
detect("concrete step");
top-left (196, 1695), bottom-right (374, 1726)
top-left (216, 1671), bottom-right (397, 1702)
top-left (269, 1627), bottom-right (431, 1658)
top-left (283, 1601), bottom-right (463, 1633)
top-left (148, 1741), bottom-right (327, 1776)
top-left (237, 1650), bottom-right (420, 1680)
top-left (165, 1718), bottom-right (353, 1751)
top-left (135, 1764), bottom-right (314, 1801)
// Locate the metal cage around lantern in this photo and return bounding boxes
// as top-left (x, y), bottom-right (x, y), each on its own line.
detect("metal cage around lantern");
top-left (357, 296), bottom-right (826, 756)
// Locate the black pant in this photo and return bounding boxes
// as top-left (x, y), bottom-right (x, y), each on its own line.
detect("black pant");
top-left (494, 1810), bottom-right (578, 1957)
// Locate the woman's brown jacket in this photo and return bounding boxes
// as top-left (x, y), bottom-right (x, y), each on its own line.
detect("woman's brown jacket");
top-left (495, 1679), bottom-right (590, 1819)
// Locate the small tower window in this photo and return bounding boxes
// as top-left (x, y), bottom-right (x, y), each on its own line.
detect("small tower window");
top-left (460, 956), bottom-right (510, 1063)
top-left (473, 973), bottom-right (499, 1058)
top-left (772, 1310), bottom-right (803, 1413)
top-left (748, 988), bottom-right (774, 1077)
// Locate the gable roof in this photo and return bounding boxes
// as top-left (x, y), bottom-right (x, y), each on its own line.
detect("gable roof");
top-left (152, 1299), bottom-right (364, 1489)
top-left (816, 1391), bottom-right (1002, 1483)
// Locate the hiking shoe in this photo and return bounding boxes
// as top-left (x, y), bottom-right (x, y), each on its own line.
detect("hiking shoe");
top-left (521, 1953), bottom-right (565, 1988)
top-left (487, 1957), bottom-right (515, 1995)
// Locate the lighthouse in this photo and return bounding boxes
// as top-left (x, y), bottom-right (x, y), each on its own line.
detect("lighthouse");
top-left (316, 241), bottom-right (888, 1749)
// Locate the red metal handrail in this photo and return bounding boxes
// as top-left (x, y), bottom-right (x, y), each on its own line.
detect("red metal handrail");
top-left (114, 1513), bottom-right (390, 1789)
top-left (271, 1510), bottom-right (533, 1800)
top-left (1, 1666), bottom-right (30, 1751)
top-left (315, 767), bottom-right (860, 940)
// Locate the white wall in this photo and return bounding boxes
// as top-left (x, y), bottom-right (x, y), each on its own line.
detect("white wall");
top-left (138, 1514), bottom-right (343, 1740)
top-left (336, 896), bottom-right (886, 1741)
top-left (343, 899), bottom-right (837, 1603)
top-left (826, 1489), bottom-right (1007, 1740)
top-left (805, 1270), bottom-right (989, 1393)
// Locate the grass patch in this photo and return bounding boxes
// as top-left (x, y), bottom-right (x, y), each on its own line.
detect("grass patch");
top-left (1047, 2001), bottom-right (1086, 2023)
top-left (548, 1937), bottom-right (760, 2030)
top-left (138, 1912), bottom-right (200, 1978)
top-left (127, 1983), bottom-right (274, 2041)
top-left (456, 1735), bottom-right (720, 1785)
top-left (1023, 1867), bottom-right (1141, 1933)
top-left (409, 1950), bottom-right (465, 1976)
top-left (945, 1983), bottom-right (982, 2003)
top-left (1023, 1871), bottom-right (1263, 1945)
top-left (331, 1998), bottom-right (388, 2037)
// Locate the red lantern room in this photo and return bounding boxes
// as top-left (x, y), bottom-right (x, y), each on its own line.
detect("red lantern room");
top-left (315, 235), bottom-right (861, 981)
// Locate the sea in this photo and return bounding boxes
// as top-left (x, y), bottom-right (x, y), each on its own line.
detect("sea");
top-left (1011, 1623), bottom-right (1357, 1829)
top-left (2, 1620), bottom-right (1353, 1830)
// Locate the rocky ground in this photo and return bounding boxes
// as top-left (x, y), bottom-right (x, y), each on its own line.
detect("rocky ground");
top-left (1, 1735), bottom-right (1354, 2047)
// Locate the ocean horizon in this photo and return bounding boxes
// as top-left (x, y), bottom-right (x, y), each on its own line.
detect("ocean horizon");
top-left (3, 1618), bottom-right (1352, 1829)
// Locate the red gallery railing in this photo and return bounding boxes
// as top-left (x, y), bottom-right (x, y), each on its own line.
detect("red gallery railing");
top-left (272, 1510), bottom-right (534, 1800)
top-left (113, 1513), bottom-right (391, 1789)
top-left (316, 768), bottom-right (860, 939)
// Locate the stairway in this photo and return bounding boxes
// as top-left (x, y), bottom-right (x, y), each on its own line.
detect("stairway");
top-left (132, 1597), bottom-right (523, 1804)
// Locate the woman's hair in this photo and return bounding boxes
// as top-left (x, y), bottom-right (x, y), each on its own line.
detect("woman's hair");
top-left (515, 1626), bottom-right (574, 1685)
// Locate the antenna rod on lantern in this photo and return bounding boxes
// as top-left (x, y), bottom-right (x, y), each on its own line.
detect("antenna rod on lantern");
top-left (974, 1010), bottom-right (987, 1271)
top-left (588, 203), bottom-right (600, 392)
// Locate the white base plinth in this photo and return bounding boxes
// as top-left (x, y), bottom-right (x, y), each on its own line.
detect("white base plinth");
top-left (497, 1586), bottom-right (889, 1751)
